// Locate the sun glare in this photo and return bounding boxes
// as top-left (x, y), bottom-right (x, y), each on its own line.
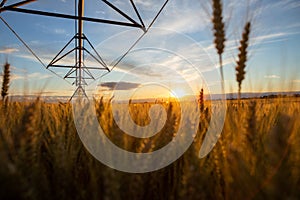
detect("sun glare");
top-left (169, 88), bottom-right (188, 98)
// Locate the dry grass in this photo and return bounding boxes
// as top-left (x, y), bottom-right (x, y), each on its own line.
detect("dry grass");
top-left (0, 97), bottom-right (299, 200)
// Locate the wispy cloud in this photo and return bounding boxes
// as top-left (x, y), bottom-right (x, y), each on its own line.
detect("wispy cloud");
top-left (10, 65), bottom-right (27, 73)
top-left (253, 32), bottom-right (287, 42)
top-left (54, 29), bottom-right (66, 35)
top-left (0, 48), bottom-right (19, 54)
top-left (155, 1), bottom-right (209, 34)
top-left (260, 0), bottom-right (300, 12)
top-left (11, 72), bottom-right (53, 81)
top-left (264, 75), bottom-right (280, 79)
top-left (134, 0), bottom-right (156, 9)
top-left (286, 22), bottom-right (300, 29)
top-left (283, 1), bottom-right (300, 10)
top-left (36, 23), bottom-right (68, 36)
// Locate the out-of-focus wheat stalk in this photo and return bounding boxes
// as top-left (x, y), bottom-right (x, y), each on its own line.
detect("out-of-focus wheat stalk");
top-left (1, 62), bottom-right (10, 101)
top-left (236, 22), bottom-right (251, 100)
top-left (198, 88), bottom-right (204, 112)
top-left (212, 0), bottom-right (226, 86)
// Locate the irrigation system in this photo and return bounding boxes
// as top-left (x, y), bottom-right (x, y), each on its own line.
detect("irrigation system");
top-left (0, 0), bottom-right (169, 99)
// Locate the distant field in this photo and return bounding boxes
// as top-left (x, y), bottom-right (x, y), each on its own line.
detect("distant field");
top-left (0, 97), bottom-right (299, 200)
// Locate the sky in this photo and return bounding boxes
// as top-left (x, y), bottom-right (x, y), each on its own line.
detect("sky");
top-left (0, 0), bottom-right (299, 99)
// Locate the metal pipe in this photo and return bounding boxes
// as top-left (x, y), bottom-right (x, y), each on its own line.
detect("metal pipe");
top-left (78, 0), bottom-right (84, 87)
top-left (102, 0), bottom-right (140, 26)
top-left (0, 0), bottom-right (36, 10)
top-left (0, 7), bottom-right (143, 28)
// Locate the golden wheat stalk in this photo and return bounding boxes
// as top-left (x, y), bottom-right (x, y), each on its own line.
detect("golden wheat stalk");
top-left (212, 0), bottom-right (226, 83)
top-left (1, 62), bottom-right (10, 100)
top-left (198, 88), bottom-right (204, 112)
top-left (236, 22), bottom-right (251, 100)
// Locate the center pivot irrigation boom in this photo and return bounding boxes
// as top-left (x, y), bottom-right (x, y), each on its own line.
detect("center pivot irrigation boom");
top-left (0, 0), bottom-right (169, 99)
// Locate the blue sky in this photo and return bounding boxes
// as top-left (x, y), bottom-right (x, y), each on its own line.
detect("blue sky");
top-left (0, 0), bottom-right (299, 97)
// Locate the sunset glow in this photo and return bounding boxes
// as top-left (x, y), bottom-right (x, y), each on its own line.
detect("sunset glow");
top-left (169, 88), bottom-right (188, 99)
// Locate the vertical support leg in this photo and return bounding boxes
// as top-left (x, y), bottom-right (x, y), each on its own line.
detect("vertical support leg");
top-left (78, 0), bottom-right (84, 88)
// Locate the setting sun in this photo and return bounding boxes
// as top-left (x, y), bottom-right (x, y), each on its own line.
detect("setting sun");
top-left (169, 88), bottom-right (188, 98)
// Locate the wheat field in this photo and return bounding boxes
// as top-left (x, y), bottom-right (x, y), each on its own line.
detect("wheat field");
top-left (0, 97), bottom-right (299, 200)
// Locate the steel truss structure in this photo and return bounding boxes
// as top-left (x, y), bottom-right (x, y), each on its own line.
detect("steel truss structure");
top-left (0, 0), bottom-right (169, 99)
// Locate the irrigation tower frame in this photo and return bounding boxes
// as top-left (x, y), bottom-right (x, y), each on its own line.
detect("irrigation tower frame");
top-left (0, 0), bottom-right (169, 99)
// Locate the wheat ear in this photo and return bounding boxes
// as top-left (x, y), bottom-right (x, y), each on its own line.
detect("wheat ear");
top-left (198, 88), bottom-right (204, 112)
top-left (212, 0), bottom-right (226, 83)
top-left (1, 62), bottom-right (10, 100)
top-left (236, 22), bottom-right (251, 100)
